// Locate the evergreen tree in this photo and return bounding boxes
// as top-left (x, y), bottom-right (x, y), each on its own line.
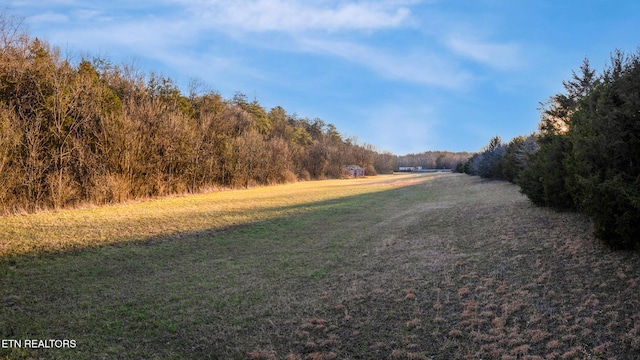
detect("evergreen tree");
top-left (463, 136), bottom-right (506, 179)
top-left (500, 134), bottom-right (538, 184)
top-left (567, 51), bottom-right (640, 248)
top-left (518, 58), bottom-right (599, 210)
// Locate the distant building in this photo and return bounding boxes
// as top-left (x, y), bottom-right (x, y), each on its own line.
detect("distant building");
top-left (398, 166), bottom-right (421, 172)
top-left (344, 165), bottom-right (365, 177)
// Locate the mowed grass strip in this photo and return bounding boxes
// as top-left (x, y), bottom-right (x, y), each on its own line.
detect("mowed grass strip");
top-left (2, 173), bottom-right (640, 359)
top-left (0, 175), bottom-right (413, 258)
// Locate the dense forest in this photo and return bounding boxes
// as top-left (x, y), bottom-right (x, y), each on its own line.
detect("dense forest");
top-left (461, 49), bottom-right (640, 250)
top-left (0, 14), bottom-right (407, 214)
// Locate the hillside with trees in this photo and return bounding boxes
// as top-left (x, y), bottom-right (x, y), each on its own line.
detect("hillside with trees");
top-left (0, 14), bottom-right (400, 215)
top-left (461, 49), bottom-right (640, 250)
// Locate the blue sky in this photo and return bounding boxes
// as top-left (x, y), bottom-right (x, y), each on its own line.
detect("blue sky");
top-left (8, 0), bottom-right (640, 154)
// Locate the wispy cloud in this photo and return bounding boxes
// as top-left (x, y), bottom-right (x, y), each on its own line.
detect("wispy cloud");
top-left (24, 12), bottom-right (70, 25)
top-left (445, 34), bottom-right (523, 70)
top-left (15, 0), bottom-right (515, 92)
top-left (178, 0), bottom-right (413, 33)
top-left (167, 0), bottom-right (475, 89)
top-left (297, 37), bottom-right (473, 89)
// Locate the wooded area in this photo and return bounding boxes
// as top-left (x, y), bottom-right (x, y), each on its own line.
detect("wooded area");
top-left (395, 151), bottom-right (472, 171)
top-left (461, 49), bottom-right (640, 249)
top-left (0, 14), bottom-right (401, 214)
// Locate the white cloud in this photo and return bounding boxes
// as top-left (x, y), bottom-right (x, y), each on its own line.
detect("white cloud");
top-left (178, 0), bottom-right (412, 33)
top-left (18, 0), bottom-right (505, 93)
top-left (25, 12), bottom-right (69, 25)
top-left (9, 0), bottom-right (77, 6)
top-left (445, 34), bottom-right (523, 70)
top-left (297, 37), bottom-right (473, 89)
top-left (74, 9), bottom-right (103, 20)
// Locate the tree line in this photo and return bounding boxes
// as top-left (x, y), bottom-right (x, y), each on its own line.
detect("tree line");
top-left (395, 151), bottom-right (472, 171)
top-left (460, 48), bottom-right (640, 250)
top-left (0, 14), bottom-right (397, 215)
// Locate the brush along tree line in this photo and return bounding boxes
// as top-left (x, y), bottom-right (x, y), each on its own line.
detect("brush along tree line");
top-left (460, 48), bottom-right (640, 250)
top-left (0, 14), bottom-right (400, 214)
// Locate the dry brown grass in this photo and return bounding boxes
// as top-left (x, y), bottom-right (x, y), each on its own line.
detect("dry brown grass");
top-left (2, 173), bottom-right (640, 359)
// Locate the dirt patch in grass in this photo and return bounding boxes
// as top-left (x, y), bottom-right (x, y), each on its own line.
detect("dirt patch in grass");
top-left (1, 173), bottom-right (639, 359)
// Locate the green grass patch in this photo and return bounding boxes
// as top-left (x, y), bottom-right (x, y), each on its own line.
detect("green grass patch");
top-left (1, 173), bottom-right (640, 359)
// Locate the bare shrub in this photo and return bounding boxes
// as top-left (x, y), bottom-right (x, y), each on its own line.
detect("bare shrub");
top-left (281, 169), bottom-right (298, 183)
top-left (46, 172), bottom-right (80, 209)
top-left (92, 173), bottom-right (131, 204)
top-left (0, 106), bottom-right (22, 211)
top-left (298, 169), bottom-right (311, 181)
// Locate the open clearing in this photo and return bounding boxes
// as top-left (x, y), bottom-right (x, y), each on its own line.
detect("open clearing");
top-left (1, 173), bottom-right (639, 359)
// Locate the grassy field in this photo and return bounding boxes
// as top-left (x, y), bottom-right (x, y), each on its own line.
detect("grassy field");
top-left (1, 173), bottom-right (639, 359)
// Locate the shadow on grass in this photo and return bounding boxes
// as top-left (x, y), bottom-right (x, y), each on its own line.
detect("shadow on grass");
top-left (0, 174), bottom-right (445, 259)
top-left (0, 175), bottom-right (448, 359)
top-left (6, 173), bottom-right (638, 360)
